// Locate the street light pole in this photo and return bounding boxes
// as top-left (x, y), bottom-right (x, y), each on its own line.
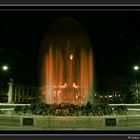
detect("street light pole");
top-left (0, 65), bottom-right (9, 102)
top-left (133, 65), bottom-right (139, 103)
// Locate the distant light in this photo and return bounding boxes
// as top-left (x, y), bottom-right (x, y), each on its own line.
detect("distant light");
top-left (73, 83), bottom-right (76, 88)
top-left (69, 54), bottom-right (73, 60)
top-left (99, 96), bottom-right (103, 98)
top-left (73, 83), bottom-right (78, 88)
top-left (2, 65), bottom-right (8, 71)
top-left (64, 83), bottom-right (67, 88)
top-left (134, 66), bottom-right (139, 71)
top-left (108, 95), bottom-right (112, 98)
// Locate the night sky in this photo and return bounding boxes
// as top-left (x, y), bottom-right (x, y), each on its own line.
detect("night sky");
top-left (0, 10), bottom-right (139, 89)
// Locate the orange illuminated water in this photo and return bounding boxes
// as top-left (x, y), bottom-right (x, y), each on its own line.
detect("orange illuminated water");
top-left (40, 17), bottom-right (94, 105)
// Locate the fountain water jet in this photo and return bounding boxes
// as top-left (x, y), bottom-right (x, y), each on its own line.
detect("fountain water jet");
top-left (40, 17), bottom-right (94, 105)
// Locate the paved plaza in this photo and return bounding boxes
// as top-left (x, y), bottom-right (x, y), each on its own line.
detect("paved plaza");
top-left (0, 125), bottom-right (140, 130)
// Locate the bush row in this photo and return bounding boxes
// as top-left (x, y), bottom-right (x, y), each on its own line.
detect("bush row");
top-left (14, 102), bottom-right (128, 116)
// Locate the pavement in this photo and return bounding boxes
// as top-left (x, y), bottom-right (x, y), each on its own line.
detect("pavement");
top-left (0, 125), bottom-right (140, 130)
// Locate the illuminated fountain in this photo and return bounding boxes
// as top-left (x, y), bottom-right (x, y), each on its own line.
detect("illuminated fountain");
top-left (40, 17), bottom-right (94, 105)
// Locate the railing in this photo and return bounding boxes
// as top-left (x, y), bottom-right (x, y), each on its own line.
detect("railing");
top-left (0, 103), bottom-right (31, 106)
top-left (109, 104), bottom-right (140, 113)
top-left (7, 79), bottom-right (39, 104)
top-left (109, 104), bottom-right (140, 106)
top-left (0, 87), bottom-right (8, 103)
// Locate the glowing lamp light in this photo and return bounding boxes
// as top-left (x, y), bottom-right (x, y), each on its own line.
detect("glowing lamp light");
top-left (134, 66), bottom-right (139, 71)
top-left (2, 65), bottom-right (8, 71)
top-left (108, 95), bottom-right (112, 98)
top-left (69, 54), bottom-right (73, 60)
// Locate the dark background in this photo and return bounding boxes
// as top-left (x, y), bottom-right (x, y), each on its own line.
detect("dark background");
top-left (0, 0), bottom-right (139, 4)
top-left (0, 136), bottom-right (132, 140)
top-left (0, 10), bottom-right (139, 89)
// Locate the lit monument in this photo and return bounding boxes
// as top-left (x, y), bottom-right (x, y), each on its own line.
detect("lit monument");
top-left (40, 17), bottom-right (94, 105)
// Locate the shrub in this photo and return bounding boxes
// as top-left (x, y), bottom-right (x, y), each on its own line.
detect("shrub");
top-left (14, 103), bottom-right (128, 116)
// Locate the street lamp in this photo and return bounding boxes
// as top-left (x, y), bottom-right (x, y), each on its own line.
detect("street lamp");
top-left (1, 65), bottom-right (9, 82)
top-left (133, 65), bottom-right (139, 102)
top-left (2, 65), bottom-right (8, 71)
top-left (134, 66), bottom-right (139, 71)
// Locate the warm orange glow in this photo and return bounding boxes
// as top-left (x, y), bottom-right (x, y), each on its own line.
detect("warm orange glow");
top-left (41, 44), bottom-right (93, 105)
top-left (69, 54), bottom-right (73, 60)
top-left (40, 17), bottom-right (94, 105)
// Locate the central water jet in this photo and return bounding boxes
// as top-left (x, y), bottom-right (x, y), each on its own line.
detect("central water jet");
top-left (40, 17), bottom-right (94, 105)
